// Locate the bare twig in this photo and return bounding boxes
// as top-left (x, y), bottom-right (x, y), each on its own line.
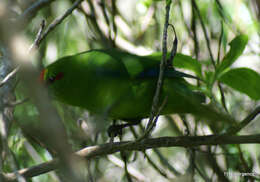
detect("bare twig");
top-left (18, 0), bottom-right (55, 26)
top-left (143, 0), bottom-right (174, 138)
top-left (192, 0), bottom-right (229, 115)
top-left (148, 96), bottom-right (168, 135)
top-left (111, 0), bottom-right (118, 44)
top-left (6, 98), bottom-right (29, 107)
top-left (194, 163), bottom-right (211, 182)
top-left (216, 21), bottom-right (229, 113)
top-left (107, 155), bottom-right (146, 181)
top-left (37, 0), bottom-right (83, 46)
top-left (121, 152), bottom-right (133, 182)
top-left (99, 0), bottom-right (113, 45)
top-left (153, 148), bottom-right (181, 176)
top-left (0, 67), bottom-right (19, 88)
top-left (237, 145), bottom-right (251, 174)
top-left (177, 0), bottom-right (194, 40)
top-left (0, 48), bottom-right (21, 181)
top-left (225, 106), bottom-right (260, 135)
top-left (167, 24), bottom-right (178, 67)
top-left (79, 0), bottom-right (110, 47)
top-left (3, 134), bottom-right (260, 181)
top-left (217, 21), bottom-right (224, 65)
top-left (191, 0), bottom-right (216, 69)
top-left (206, 148), bottom-right (229, 182)
top-left (1, 0), bottom-right (80, 87)
top-left (214, 0), bottom-right (239, 34)
top-left (191, 3), bottom-right (199, 59)
top-left (218, 82), bottom-right (228, 113)
top-left (130, 126), bottom-right (170, 178)
top-left (0, 20), bottom-right (45, 89)
top-left (29, 20), bottom-right (46, 52)
top-left (145, 152), bottom-right (168, 178)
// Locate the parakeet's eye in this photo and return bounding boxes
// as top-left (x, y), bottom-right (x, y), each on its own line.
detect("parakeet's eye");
top-left (48, 75), bottom-right (56, 83)
top-left (48, 72), bottom-right (64, 84)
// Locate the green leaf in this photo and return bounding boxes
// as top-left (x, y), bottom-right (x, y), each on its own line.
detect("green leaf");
top-left (217, 35), bottom-right (248, 77)
top-left (204, 71), bottom-right (215, 87)
top-left (174, 54), bottom-right (202, 77)
top-left (219, 68), bottom-right (260, 100)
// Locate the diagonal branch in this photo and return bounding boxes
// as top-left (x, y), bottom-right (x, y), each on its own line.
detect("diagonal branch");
top-left (19, 0), bottom-right (56, 23)
top-left (3, 134), bottom-right (260, 181)
top-left (0, 67), bottom-right (19, 88)
top-left (191, 0), bottom-right (216, 69)
top-left (225, 106), bottom-right (260, 134)
top-left (37, 0), bottom-right (83, 46)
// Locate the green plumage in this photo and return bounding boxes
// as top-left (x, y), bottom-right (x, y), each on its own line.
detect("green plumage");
top-left (43, 49), bottom-right (204, 121)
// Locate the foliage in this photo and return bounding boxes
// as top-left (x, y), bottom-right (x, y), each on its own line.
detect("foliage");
top-left (0, 0), bottom-right (260, 182)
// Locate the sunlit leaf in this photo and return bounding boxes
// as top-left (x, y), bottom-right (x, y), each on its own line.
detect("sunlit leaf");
top-left (219, 68), bottom-right (260, 100)
top-left (216, 34), bottom-right (248, 76)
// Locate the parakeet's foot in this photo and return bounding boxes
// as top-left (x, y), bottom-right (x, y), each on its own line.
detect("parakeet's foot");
top-left (107, 124), bottom-right (126, 138)
top-left (107, 120), bottom-right (141, 140)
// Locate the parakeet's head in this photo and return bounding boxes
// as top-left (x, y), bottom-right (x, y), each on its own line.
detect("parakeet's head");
top-left (40, 68), bottom-right (64, 85)
top-left (39, 59), bottom-right (88, 106)
top-left (39, 65), bottom-right (67, 102)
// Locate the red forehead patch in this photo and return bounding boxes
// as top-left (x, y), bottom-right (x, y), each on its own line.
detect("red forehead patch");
top-left (40, 69), bottom-right (46, 82)
top-left (40, 69), bottom-right (64, 84)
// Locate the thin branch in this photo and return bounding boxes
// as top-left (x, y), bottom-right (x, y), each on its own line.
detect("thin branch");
top-left (216, 21), bottom-right (229, 113)
top-left (143, 0), bottom-right (173, 138)
top-left (217, 21), bottom-right (224, 65)
top-left (191, 0), bottom-right (216, 69)
top-left (192, 0), bottom-right (229, 116)
top-left (111, 0), bottom-right (118, 40)
top-left (130, 126), bottom-right (170, 178)
top-left (107, 155), bottom-right (146, 181)
top-left (148, 96), bottom-right (168, 135)
top-left (37, 0), bottom-right (83, 46)
top-left (191, 2), bottom-right (199, 59)
top-left (6, 98), bottom-right (29, 107)
top-left (1, 19), bottom-right (46, 89)
top-left (237, 145), bottom-right (251, 173)
top-left (206, 148), bottom-right (229, 182)
top-left (225, 106), bottom-right (260, 135)
top-left (145, 152), bottom-right (168, 178)
top-left (29, 20), bottom-right (46, 52)
top-left (214, 0), bottom-right (239, 34)
top-left (0, 67), bottom-right (19, 88)
top-left (194, 163), bottom-right (211, 182)
top-left (121, 152), bottom-right (133, 182)
top-left (153, 148), bottom-right (181, 176)
top-left (79, 0), bottom-right (110, 47)
top-left (3, 134), bottom-right (260, 181)
top-left (167, 24), bottom-right (178, 67)
top-left (177, 0), bottom-right (194, 40)
top-left (99, 0), bottom-right (114, 46)
top-left (218, 82), bottom-right (228, 113)
top-left (17, 0), bottom-right (56, 27)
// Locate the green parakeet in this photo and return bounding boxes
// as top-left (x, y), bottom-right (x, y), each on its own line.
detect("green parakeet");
top-left (41, 49), bottom-right (205, 122)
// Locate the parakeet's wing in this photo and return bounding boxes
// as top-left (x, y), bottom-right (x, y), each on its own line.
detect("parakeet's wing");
top-left (45, 49), bottom-right (204, 120)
